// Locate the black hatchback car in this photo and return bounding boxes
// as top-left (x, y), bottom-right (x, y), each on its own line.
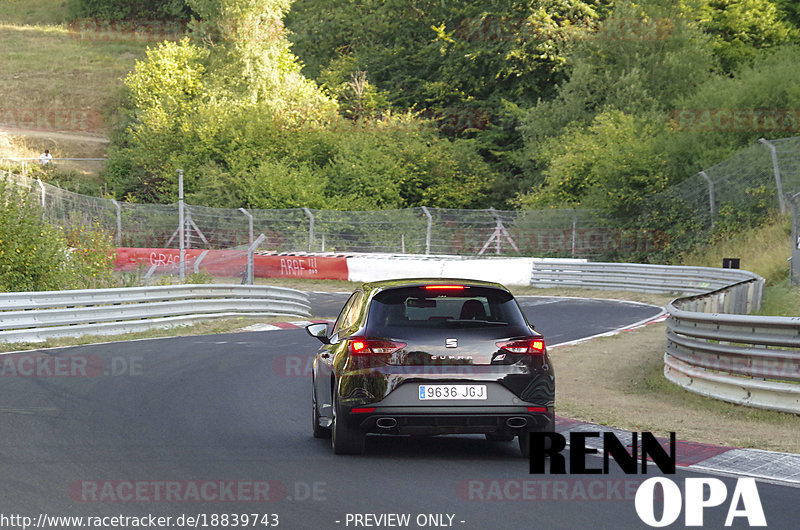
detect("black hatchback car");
top-left (306, 278), bottom-right (554, 455)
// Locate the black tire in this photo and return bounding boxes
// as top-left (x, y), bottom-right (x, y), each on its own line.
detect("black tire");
top-left (518, 430), bottom-right (531, 458)
top-left (331, 387), bottom-right (365, 455)
top-left (519, 420), bottom-right (555, 458)
top-left (312, 384), bottom-right (331, 439)
top-left (485, 433), bottom-right (515, 442)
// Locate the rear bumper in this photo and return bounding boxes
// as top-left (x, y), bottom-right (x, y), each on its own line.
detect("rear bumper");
top-left (352, 406), bottom-right (555, 436)
top-left (340, 380), bottom-right (555, 436)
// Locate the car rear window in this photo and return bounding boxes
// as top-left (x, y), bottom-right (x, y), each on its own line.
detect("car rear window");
top-left (366, 286), bottom-right (529, 332)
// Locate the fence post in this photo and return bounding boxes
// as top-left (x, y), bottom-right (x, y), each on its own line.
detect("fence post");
top-left (303, 207), bottom-right (314, 252)
top-left (245, 233), bottom-right (267, 285)
top-left (111, 199), bottom-right (122, 247)
top-left (699, 171), bottom-right (715, 225)
top-left (759, 138), bottom-right (787, 214)
top-left (790, 192), bottom-right (800, 285)
top-left (238, 208), bottom-right (254, 247)
top-left (421, 206), bottom-right (432, 255)
top-left (36, 178), bottom-right (45, 208)
top-left (36, 178), bottom-right (45, 220)
top-left (178, 169), bottom-right (185, 281)
top-left (571, 211), bottom-right (578, 258)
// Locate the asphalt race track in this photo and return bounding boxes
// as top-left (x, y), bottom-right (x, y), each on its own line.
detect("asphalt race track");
top-left (0, 296), bottom-right (797, 529)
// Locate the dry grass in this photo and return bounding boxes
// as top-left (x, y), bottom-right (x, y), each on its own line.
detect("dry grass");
top-left (0, 0), bottom-right (71, 25)
top-left (552, 322), bottom-right (800, 454)
top-left (0, 23), bottom-right (146, 119)
top-left (679, 215), bottom-right (793, 284)
top-left (0, 0), bottom-right (150, 174)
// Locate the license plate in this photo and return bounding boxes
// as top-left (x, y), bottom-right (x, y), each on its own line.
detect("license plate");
top-left (418, 384), bottom-right (487, 400)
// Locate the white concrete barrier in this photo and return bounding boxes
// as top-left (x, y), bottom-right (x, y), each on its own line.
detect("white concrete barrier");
top-left (347, 255), bottom-right (586, 286)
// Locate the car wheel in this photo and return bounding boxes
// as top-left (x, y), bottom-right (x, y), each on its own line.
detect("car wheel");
top-left (331, 386), bottom-right (365, 455)
top-left (485, 433), bottom-right (515, 442)
top-left (312, 385), bottom-right (331, 439)
top-left (518, 420), bottom-right (555, 457)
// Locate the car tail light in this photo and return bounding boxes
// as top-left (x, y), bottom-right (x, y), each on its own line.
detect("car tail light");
top-left (496, 338), bottom-right (546, 355)
top-left (423, 284), bottom-right (466, 290)
top-left (348, 338), bottom-right (406, 356)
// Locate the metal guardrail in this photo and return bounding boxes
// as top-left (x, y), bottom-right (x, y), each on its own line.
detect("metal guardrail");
top-left (528, 260), bottom-right (800, 414)
top-left (665, 282), bottom-right (800, 415)
top-left (0, 285), bottom-right (312, 343)
top-left (530, 260), bottom-right (760, 294)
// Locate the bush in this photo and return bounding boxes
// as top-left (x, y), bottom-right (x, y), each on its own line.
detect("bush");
top-left (0, 178), bottom-right (117, 292)
top-left (516, 110), bottom-right (668, 219)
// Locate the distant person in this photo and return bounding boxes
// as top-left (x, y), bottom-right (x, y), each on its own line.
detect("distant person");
top-left (40, 149), bottom-right (53, 165)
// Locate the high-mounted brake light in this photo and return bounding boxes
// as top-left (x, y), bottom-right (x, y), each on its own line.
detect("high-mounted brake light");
top-left (496, 338), bottom-right (546, 355)
top-left (423, 285), bottom-right (466, 290)
top-left (348, 338), bottom-right (406, 356)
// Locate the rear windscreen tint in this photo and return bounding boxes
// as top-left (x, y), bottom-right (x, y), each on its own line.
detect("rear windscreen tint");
top-left (367, 286), bottom-right (529, 330)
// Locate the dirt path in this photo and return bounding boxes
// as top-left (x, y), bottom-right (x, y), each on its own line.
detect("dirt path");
top-left (0, 126), bottom-right (110, 144)
top-left (0, 127), bottom-right (109, 165)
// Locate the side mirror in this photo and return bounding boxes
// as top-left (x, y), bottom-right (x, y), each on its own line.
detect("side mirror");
top-left (305, 323), bottom-right (330, 344)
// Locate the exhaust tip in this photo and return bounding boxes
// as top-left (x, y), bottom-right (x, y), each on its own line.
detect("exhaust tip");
top-left (506, 417), bottom-right (528, 429)
top-left (376, 417), bottom-right (398, 429)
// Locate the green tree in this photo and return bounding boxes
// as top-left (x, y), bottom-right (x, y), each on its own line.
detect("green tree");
top-left (285, 1), bottom-right (609, 201)
top-left (512, 0), bottom-right (716, 202)
top-left (661, 45), bottom-right (800, 179)
top-left (516, 110), bottom-right (668, 218)
top-left (697, 0), bottom-right (799, 73)
top-left (185, 0), bottom-right (337, 118)
top-left (520, 0), bottom-right (716, 147)
top-left (106, 0), bottom-right (337, 203)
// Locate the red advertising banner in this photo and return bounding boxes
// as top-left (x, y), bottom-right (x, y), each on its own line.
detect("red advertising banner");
top-left (114, 248), bottom-right (349, 280)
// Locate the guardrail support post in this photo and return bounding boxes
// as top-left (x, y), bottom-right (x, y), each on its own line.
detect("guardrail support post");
top-left (791, 193), bottom-right (800, 285)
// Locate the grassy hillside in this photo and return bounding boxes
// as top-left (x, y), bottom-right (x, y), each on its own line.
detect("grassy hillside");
top-left (0, 0), bottom-right (151, 158)
top-left (679, 215), bottom-right (799, 316)
top-left (0, 0), bottom-right (158, 188)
